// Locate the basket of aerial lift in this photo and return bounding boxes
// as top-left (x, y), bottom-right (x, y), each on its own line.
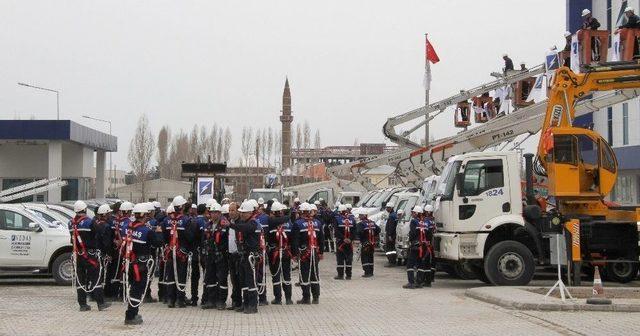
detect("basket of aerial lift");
top-left (576, 29), bottom-right (609, 65)
top-left (617, 28), bottom-right (640, 61)
top-left (472, 94), bottom-right (494, 123)
top-left (454, 101), bottom-right (471, 128)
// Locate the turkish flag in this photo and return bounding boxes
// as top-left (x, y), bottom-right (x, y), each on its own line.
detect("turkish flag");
top-left (426, 36), bottom-right (440, 64)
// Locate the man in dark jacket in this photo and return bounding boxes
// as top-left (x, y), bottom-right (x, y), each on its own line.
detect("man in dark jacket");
top-left (229, 201), bottom-right (262, 314)
top-left (384, 202), bottom-right (398, 267)
top-left (502, 54), bottom-right (514, 73)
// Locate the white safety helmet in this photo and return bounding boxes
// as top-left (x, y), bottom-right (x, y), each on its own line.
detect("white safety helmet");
top-left (335, 201), bottom-right (341, 207)
top-left (120, 201), bottom-right (134, 212)
top-left (248, 199), bottom-right (259, 210)
top-left (73, 200), bottom-right (88, 213)
top-left (318, 198), bottom-right (324, 202)
top-left (310, 204), bottom-right (318, 211)
top-left (424, 204), bottom-right (434, 213)
top-left (152, 201), bottom-right (161, 209)
top-left (625, 6), bottom-right (634, 13)
top-left (205, 198), bottom-right (214, 208)
top-left (397, 209), bottom-right (405, 216)
top-left (271, 202), bottom-right (285, 212)
top-left (172, 195), bottom-right (187, 207)
top-left (314, 200), bottom-right (320, 205)
top-left (338, 204), bottom-right (347, 212)
top-left (564, 31), bottom-right (572, 38)
top-left (581, 8), bottom-right (591, 17)
top-left (221, 197), bottom-right (230, 204)
top-left (146, 202), bottom-right (155, 212)
top-left (299, 202), bottom-right (310, 212)
top-left (386, 201), bottom-right (395, 208)
top-left (345, 204), bottom-right (352, 209)
top-left (221, 204), bottom-right (230, 214)
top-left (293, 197), bottom-right (300, 203)
top-left (166, 205), bottom-right (175, 214)
top-left (210, 203), bottom-right (222, 212)
top-left (412, 205), bottom-right (424, 213)
top-left (257, 197), bottom-right (265, 205)
top-left (97, 204), bottom-right (111, 215)
top-left (191, 204), bottom-right (197, 209)
top-left (239, 202), bottom-right (254, 213)
top-left (133, 203), bottom-right (148, 214)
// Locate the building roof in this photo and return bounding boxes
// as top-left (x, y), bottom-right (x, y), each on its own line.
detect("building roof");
top-left (0, 120), bottom-right (117, 151)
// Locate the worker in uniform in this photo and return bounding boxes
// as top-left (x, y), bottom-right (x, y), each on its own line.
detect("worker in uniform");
top-left (183, 202), bottom-right (201, 306)
top-left (252, 199), bottom-right (269, 306)
top-left (229, 201), bottom-right (262, 314)
top-left (121, 203), bottom-right (163, 325)
top-left (106, 201), bottom-right (132, 301)
top-left (225, 203), bottom-right (243, 311)
top-left (317, 201), bottom-right (333, 253)
top-left (157, 205), bottom-right (175, 303)
top-left (581, 8), bottom-right (602, 62)
top-left (562, 31), bottom-right (572, 67)
top-left (403, 206), bottom-right (434, 289)
top-left (202, 203), bottom-right (231, 310)
top-left (293, 203), bottom-right (323, 304)
top-left (383, 201), bottom-right (398, 267)
top-left (194, 203), bottom-right (209, 306)
top-left (69, 201), bottom-right (111, 312)
top-left (162, 195), bottom-right (198, 308)
top-left (357, 210), bottom-right (380, 277)
top-left (333, 204), bottom-right (355, 280)
top-left (267, 202), bottom-right (295, 305)
top-left (93, 204), bottom-right (113, 297)
top-left (502, 54), bottom-right (514, 73)
top-left (422, 204), bottom-right (437, 286)
top-left (151, 201), bottom-right (167, 303)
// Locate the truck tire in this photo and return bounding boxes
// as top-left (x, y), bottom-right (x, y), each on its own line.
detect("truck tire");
top-left (484, 241), bottom-right (535, 286)
top-left (52, 252), bottom-right (73, 285)
top-left (605, 258), bottom-right (639, 284)
top-left (453, 262), bottom-right (477, 280)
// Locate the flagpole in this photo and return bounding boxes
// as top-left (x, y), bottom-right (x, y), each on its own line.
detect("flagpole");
top-left (425, 33), bottom-right (430, 147)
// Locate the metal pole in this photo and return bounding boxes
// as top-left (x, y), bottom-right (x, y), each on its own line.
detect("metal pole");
top-left (56, 91), bottom-right (60, 120)
top-left (424, 33), bottom-right (430, 147)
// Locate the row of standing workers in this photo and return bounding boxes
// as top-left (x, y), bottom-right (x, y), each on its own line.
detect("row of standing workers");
top-left (67, 195), bottom-right (437, 325)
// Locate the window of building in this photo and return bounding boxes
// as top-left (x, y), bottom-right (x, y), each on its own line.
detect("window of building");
top-left (607, 107), bottom-right (613, 145)
top-left (388, 177), bottom-right (399, 185)
top-left (612, 175), bottom-right (634, 205)
top-left (623, 103), bottom-right (629, 145)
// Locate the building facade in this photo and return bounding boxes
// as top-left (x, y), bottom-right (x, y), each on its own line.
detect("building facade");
top-left (568, 0), bottom-right (640, 205)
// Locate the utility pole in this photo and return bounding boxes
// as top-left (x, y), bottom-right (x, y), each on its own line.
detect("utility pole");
top-left (18, 82), bottom-right (60, 120)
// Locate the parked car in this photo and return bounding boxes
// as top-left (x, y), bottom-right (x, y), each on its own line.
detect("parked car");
top-left (0, 204), bottom-right (73, 285)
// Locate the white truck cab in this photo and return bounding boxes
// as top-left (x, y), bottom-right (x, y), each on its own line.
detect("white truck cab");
top-left (434, 151), bottom-right (535, 285)
top-left (0, 204), bottom-right (73, 285)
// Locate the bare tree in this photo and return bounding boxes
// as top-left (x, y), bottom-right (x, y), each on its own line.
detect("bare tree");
top-left (168, 130), bottom-right (189, 179)
top-left (241, 127), bottom-right (254, 171)
top-left (157, 125), bottom-right (170, 178)
top-left (189, 125), bottom-right (199, 162)
top-left (266, 127), bottom-right (274, 166)
top-left (216, 131), bottom-right (223, 163)
top-left (209, 125), bottom-right (219, 161)
top-left (128, 114), bottom-right (155, 201)
top-left (303, 120), bottom-right (311, 149)
top-left (314, 129), bottom-right (321, 162)
top-left (223, 127), bottom-right (232, 162)
top-left (198, 125), bottom-right (208, 159)
top-left (296, 123), bottom-right (302, 151)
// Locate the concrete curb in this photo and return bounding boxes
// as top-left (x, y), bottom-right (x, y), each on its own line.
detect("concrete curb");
top-left (465, 287), bottom-right (640, 312)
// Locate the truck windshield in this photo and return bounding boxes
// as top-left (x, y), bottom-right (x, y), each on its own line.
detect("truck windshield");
top-left (356, 192), bottom-right (373, 207)
top-left (373, 190), bottom-right (392, 208)
top-left (364, 192), bottom-right (382, 207)
top-left (437, 160), bottom-right (462, 200)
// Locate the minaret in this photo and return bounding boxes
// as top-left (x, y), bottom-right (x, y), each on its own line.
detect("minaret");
top-left (280, 77), bottom-right (293, 170)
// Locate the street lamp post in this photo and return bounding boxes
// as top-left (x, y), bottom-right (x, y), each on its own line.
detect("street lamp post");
top-left (17, 82), bottom-right (60, 120)
top-left (82, 115), bottom-right (113, 196)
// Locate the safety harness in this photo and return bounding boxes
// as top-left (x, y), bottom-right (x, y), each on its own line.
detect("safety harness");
top-left (337, 216), bottom-right (353, 252)
top-left (71, 215), bottom-right (103, 293)
top-left (122, 220), bottom-right (155, 308)
top-left (168, 214), bottom-right (191, 293)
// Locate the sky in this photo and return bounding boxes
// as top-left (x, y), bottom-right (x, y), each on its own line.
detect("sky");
top-left (0, 0), bottom-right (566, 171)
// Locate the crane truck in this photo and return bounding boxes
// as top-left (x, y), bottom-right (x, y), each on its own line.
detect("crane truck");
top-left (434, 64), bottom-right (640, 286)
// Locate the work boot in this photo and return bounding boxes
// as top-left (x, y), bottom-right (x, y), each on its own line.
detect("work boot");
top-left (345, 276), bottom-right (351, 280)
top-left (201, 302), bottom-right (215, 310)
top-left (415, 283), bottom-right (423, 289)
top-left (243, 306), bottom-right (258, 314)
top-left (271, 298), bottom-right (282, 305)
top-left (285, 298), bottom-right (294, 305)
top-left (168, 301), bottom-right (176, 308)
top-left (402, 283), bottom-right (414, 289)
top-left (362, 273), bottom-right (373, 278)
top-left (216, 302), bottom-right (226, 310)
top-left (259, 299), bottom-right (269, 306)
top-left (177, 300), bottom-right (187, 308)
top-left (234, 306), bottom-right (244, 313)
top-left (312, 297), bottom-right (319, 305)
top-left (97, 302), bottom-right (111, 311)
top-left (124, 315), bottom-right (143, 325)
top-left (333, 275), bottom-right (343, 280)
top-left (79, 304), bottom-right (91, 312)
top-left (190, 298), bottom-right (198, 306)
top-left (297, 298), bottom-right (311, 305)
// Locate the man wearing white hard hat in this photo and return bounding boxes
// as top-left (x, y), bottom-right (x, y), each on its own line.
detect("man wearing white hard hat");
top-left (201, 202), bottom-right (231, 310)
top-left (162, 195), bottom-right (199, 308)
top-left (619, 6), bottom-right (640, 29)
top-left (228, 201), bottom-right (262, 313)
top-left (357, 210), bottom-right (380, 278)
top-left (293, 203), bottom-right (324, 304)
top-left (121, 203), bottom-right (164, 325)
top-left (266, 202), bottom-right (295, 305)
top-left (193, 203), bottom-right (210, 306)
top-left (403, 205), bottom-right (434, 289)
top-left (252, 199), bottom-right (270, 306)
top-left (383, 201), bottom-right (399, 267)
top-left (104, 201), bottom-right (131, 301)
top-left (68, 200), bottom-right (111, 312)
top-left (225, 202), bottom-right (243, 311)
top-left (333, 204), bottom-right (356, 280)
top-left (156, 205), bottom-right (174, 304)
top-left (581, 8), bottom-right (602, 61)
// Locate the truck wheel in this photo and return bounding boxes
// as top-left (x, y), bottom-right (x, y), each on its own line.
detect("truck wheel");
top-left (52, 252), bottom-right (73, 285)
top-left (484, 241), bottom-right (535, 286)
top-left (605, 258), bottom-right (639, 283)
top-left (454, 262), bottom-right (477, 280)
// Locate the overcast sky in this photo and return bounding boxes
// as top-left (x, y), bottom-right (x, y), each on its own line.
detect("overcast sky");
top-left (1, 1), bottom-right (566, 170)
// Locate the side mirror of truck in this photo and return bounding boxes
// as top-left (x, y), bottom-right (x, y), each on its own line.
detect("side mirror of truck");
top-left (455, 172), bottom-right (465, 196)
